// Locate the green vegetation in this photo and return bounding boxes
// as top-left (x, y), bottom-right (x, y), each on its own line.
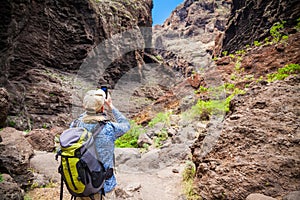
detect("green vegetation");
top-left (222, 51), bottom-right (228, 56)
top-left (270, 21), bottom-right (287, 43)
top-left (224, 83), bottom-right (235, 91)
top-left (42, 123), bottom-right (47, 129)
top-left (115, 111), bottom-right (172, 148)
top-left (148, 111), bottom-right (171, 128)
top-left (267, 63), bottom-right (300, 82)
top-left (195, 86), bottom-right (208, 94)
top-left (230, 74), bottom-right (237, 81)
top-left (264, 37), bottom-right (271, 45)
top-left (24, 195), bottom-right (32, 200)
top-left (229, 54), bottom-right (235, 59)
top-left (183, 161), bottom-right (201, 200)
top-left (0, 173), bottom-right (3, 183)
top-left (115, 120), bottom-right (145, 148)
top-left (8, 120), bottom-right (16, 127)
top-left (188, 84), bottom-right (245, 120)
top-left (235, 50), bottom-right (246, 55)
top-left (191, 99), bottom-right (228, 117)
top-left (155, 54), bottom-right (163, 61)
top-left (154, 128), bottom-right (168, 148)
top-left (253, 40), bottom-right (262, 47)
top-left (296, 18), bottom-right (300, 31)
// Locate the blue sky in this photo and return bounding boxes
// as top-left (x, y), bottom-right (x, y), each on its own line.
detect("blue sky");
top-left (152, 0), bottom-right (184, 25)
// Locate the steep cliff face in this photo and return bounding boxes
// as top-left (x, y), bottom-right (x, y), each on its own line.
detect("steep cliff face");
top-left (153, 0), bottom-right (232, 75)
top-left (221, 0), bottom-right (300, 53)
top-left (189, 0), bottom-right (300, 198)
top-left (0, 0), bottom-right (153, 129)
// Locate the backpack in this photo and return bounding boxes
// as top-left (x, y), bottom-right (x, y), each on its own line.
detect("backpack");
top-left (56, 121), bottom-right (113, 200)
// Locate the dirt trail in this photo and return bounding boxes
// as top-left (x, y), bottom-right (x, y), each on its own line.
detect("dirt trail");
top-left (28, 150), bottom-right (187, 200)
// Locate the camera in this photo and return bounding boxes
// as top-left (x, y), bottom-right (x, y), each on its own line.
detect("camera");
top-left (101, 86), bottom-right (108, 99)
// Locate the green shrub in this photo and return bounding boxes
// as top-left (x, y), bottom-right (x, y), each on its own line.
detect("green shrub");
top-left (189, 99), bottom-right (227, 118)
top-left (148, 111), bottom-right (171, 128)
top-left (296, 18), bottom-right (300, 31)
top-left (264, 38), bottom-right (270, 44)
top-left (281, 35), bottom-right (289, 43)
top-left (155, 54), bottom-right (163, 61)
top-left (195, 86), bottom-right (208, 94)
top-left (230, 74), bottom-right (237, 81)
top-left (185, 85), bottom-right (245, 120)
top-left (254, 40), bottom-right (262, 47)
top-left (24, 195), bottom-right (32, 200)
top-left (0, 173), bottom-right (3, 183)
top-left (115, 120), bottom-right (145, 148)
top-left (222, 51), bottom-right (228, 56)
top-left (235, 50), bottom-right (246, 55)
top-left (229, 54), bottom-right (235, 59)
top-left (267, 63), bottom-right (300, 82)
top-left (270, 21), bottom-right (287, 43)
top-left (154, 128), bottom-right (168, 148)
top-left (183, 161), bottom-right (201, 200)
top-left (224, 83), bottom-right (235, 91)
top-left (8, 120), bottom-right (16, 127)
top-left (256, 76), bottom-right (264, 83)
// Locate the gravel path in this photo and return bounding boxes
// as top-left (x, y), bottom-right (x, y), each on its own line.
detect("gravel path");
top-left (29, 150), bottom-right (186, 200)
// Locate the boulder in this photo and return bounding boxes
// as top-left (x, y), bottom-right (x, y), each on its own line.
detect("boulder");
top-left (137, 133), bottom-right (153, 148)
top-left (0, 174), bottom-right (24, 200)
top-left (0, 127), bottom-right (34, 189)
top-left (246, 193), bottom-right (277, 200)
top-left (25, 128), bottom-right (56, 152)
top-left (283, 191), bottom-right (300, 200)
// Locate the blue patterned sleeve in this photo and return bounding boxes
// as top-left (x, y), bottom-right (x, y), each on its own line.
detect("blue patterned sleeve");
top-left (110, 107), bottom-right (130, 139)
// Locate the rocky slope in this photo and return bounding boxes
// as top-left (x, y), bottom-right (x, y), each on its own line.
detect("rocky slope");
top-left (221, 0), bottom-right (300, 54)
top-left (189, 3), bottom-right (300, 199)
top-left (0, 0), bottom-right (153, 130)
top-left (150, 0), bottom-right (300, 199)
top-left (153, 0), bottom-right (232, 75)
top-left (192, 76), bottom-right (300, 199)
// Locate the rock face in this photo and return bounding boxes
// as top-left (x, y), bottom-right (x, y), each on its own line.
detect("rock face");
top-left (25, 128), bottom-right (56, 152)
top-left (0, 88), bottom-right (9, 127)
top-left (0, 174), bottom-right (24, 200)
top-left (0, 0), bottom-right (153, 130)
top-left (221, 0), bottom-right (300, 53)
top-left (153, 0), bottom-right (232, 73)
top-left (0, 127), bottom-right (34, 189)
top-left (191, 76), bottom-right (300, 199)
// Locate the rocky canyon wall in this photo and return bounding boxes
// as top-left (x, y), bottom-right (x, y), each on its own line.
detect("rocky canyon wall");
top-left (153, 0), bottom-right (232, 75)
top-left (221, 0), bottom-right (300, 53)
top-left (0, 0), bottom-right (153, 129)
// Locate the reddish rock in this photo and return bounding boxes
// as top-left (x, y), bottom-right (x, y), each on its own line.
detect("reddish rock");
top-left (25, 129), bottom-right (56, 152)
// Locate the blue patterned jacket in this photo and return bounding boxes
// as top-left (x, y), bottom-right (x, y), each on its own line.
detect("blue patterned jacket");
top-left (70, 107), bottom-right (130, 193)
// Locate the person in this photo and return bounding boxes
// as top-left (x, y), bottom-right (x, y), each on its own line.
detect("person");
top-left (70, 89), bottom-right (131, 199)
